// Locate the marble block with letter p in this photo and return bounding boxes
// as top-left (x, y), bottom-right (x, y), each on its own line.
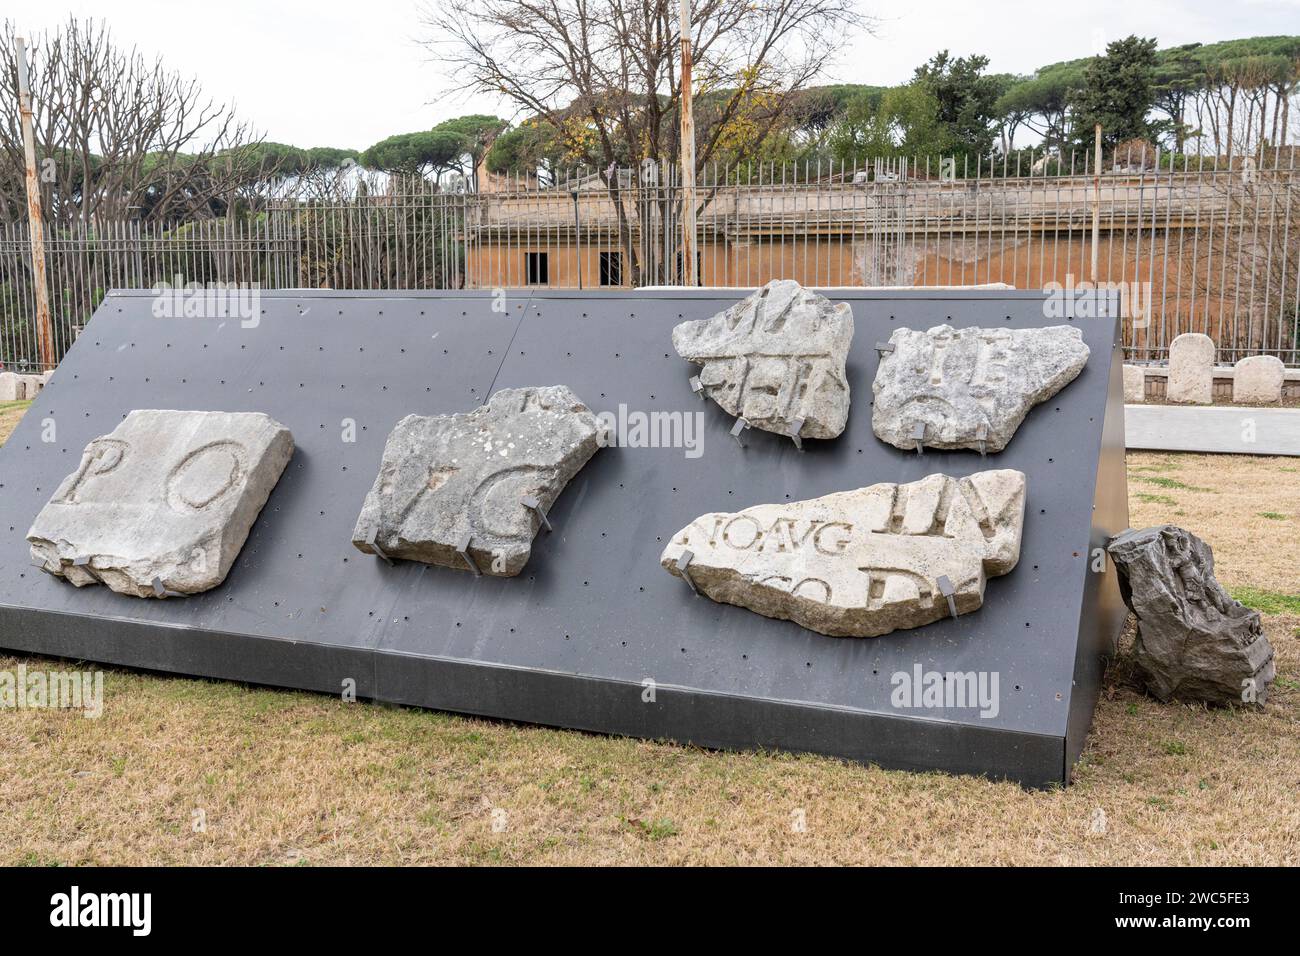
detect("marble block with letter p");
top-left (28, 410), bottom-right (294, 597)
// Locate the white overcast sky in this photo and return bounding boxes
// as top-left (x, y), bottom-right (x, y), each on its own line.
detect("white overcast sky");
top-left (10, 0), bottom-right (1300, 150)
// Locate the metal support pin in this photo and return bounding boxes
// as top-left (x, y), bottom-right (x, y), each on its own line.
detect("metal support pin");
top-left (366, 529), bottom-right (394, 566)
top-left (689, 375), bottom-right (704, 399)
top-left (30, 555), bottom-right (52, 573)
top-left (521, 495), bottom-right (552, 532)
top-left (150, 577), bottom-right (183, 599)
top-left (456, 532), bottom-right (481, 576)
top-left (788, 417), bottom-right (805, 452)
top-left (731, 417), bottom-right (749, 448)
top-left (73, 554), bottom-right (91, 567)
top-left (874, 342), bottom-right (895, 358)
top-left (975, 423), bottom-right (990, 458)
top-left (911, 421), bottom-right (926, 456)
top-left (676, 550), bottom-right (699, 595)
top-left (936, 575), bottom-right (957, 619)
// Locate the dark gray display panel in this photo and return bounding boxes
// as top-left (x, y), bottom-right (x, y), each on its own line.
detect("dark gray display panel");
top-left (0, 288), bottom-right (1127, 786)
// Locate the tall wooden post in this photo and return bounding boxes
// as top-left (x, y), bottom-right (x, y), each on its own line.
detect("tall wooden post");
top-left (1091, 123), bottom-right (1101, 284)
top-left (679, 0), bottom-right (697, 287)
top-left (15, 37), bottom-right (55, 369)
top-left (571, 190), bottom-right (583, 290)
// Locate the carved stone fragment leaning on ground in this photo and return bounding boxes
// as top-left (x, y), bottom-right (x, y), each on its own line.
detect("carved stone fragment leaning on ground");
top-left (660, 469), bottom-right (1026, 638)
top-left (671, 279), bottom-right (853, 440)
top-left (28, 410), bottom-right (294, 597)
top-left (352, 385), bottom-right (603, 576)
top-left (1107, 525), bottom-right (1275, 706)
top-left (871, 324), bottom-right (1089, 453)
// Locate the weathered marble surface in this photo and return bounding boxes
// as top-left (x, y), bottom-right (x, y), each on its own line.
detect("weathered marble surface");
top-left (671, 280), bottom-right (853, 440)
top-left (352, 385), bottom-right (603, 576)
top-left (1167, 332), bottom-right (1214, 404)
top-left (0, 372), bottom-right (46, 400)
top-left (871, 324), bottom-right (1089, 453)
top-left (1232, 355), bottom-right (1284, 405)
top-left (661, 469), bottom-right (1026, 637)
top-left (28, 410), bottom-right (294, 597)
top-left (0, 372), bottom-right (21, 401)
top-left (1108, 525), bottom-right (1275, 705)
top-left (1123, 365), bottom-right (1146, 403)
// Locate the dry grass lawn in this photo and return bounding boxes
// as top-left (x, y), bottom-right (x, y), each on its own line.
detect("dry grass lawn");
top-left (0, 400), bottom-right (30, 446)
top-left (1, 399), bottom-right (1297, 864)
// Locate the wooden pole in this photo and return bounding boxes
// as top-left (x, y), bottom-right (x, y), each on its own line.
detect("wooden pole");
top-left (679, 0), bottom-right (697, 287)
top-left (1091, 123), bottom-right (1101, 284)
top-left (571, 190), bottom-right (583, 290)
top-left (15, 37), bottom-right (54, 369)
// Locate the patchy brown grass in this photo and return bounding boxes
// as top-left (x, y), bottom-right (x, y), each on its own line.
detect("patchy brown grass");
top-left (1127, 453), bottom-right (1300, 597)
top-left (0, 400), bottom-right (30, 446)
top-left (1, 403), bottom-right (1298, 865)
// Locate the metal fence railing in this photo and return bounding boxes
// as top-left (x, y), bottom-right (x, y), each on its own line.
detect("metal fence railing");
top-left (2, 152), bottom-right (1298, 371)
top-left (1, 217), bottom-right (299, 372)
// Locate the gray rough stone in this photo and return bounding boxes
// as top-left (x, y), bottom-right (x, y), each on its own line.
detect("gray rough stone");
top-left (1232, 355), bottom-right (1284, 405)
top-left (1123, 364), bottom-right (1146, 403)
top-left (352, 385), bottom-right (603, 576)
top-left (871, 324), bottom-right (1089, 453)
top-left (661, 469), bottom-right (1026, 637)
top-left (28, 410), bottom-right (294, 598)
top-left (671, 280), bottom-right (853, 439)
top-left (0, 372), bottom-right (20, 401)
top-left (18, 374), bottom-right (43, 399)
top-left (1108, 525), bottom-right (1274, 706)
top-left (0, 373), bottom-right (44, 400)
top-left (1167, 332), bottom-right (1214, 404)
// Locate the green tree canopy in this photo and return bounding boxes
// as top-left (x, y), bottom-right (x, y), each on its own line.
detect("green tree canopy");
top-left (360, 130), bottom-right (465, 176)
top-left (1151, 44), bottom-right (1205, 150)
top-left (829, 82), bottom-right (951, 161)
top-left (1073, 35), bottom-right (1160, 149)
top-left (361, 115), bottom-right (509, 183)
top-left (911, 50), bottom-right (1004, 156)
top-left (484, 119), bottom-right (566, 175)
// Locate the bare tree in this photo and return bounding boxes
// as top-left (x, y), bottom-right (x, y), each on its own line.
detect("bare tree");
top-left (0, 17), bottom-right (269, 227)
top-left (1190, 168), bottom-right (1300, 359)
top-left (421, 0), bottom-right (871, 282)
top-left (1191, 55), bottom-right (1300, 162)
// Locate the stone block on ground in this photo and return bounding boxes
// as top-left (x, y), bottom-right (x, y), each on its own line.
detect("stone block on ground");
top-left (352, 385), bottom-right (603, 576)
top-left (871, 324), bottom-right (1089, 453)
top-left (28, 410), bottom-right (295, 597)
top-left (1107, 525), bottom-right (1274, 705)
top-left (18, 374), bottom-right (43, 399)
top-left (1167, 332), bottom-right (1214, 404)
top-left (0, 372), bottom-right (21, 402)
top-left (1232, 355), bottom-right (1284, 405)
top-left (661, 469), bottom-right (1026, 637)
top-left (1123, 365), bottom-right (1146, 403)
top-left (671, 279), bottom-right (853, 440)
